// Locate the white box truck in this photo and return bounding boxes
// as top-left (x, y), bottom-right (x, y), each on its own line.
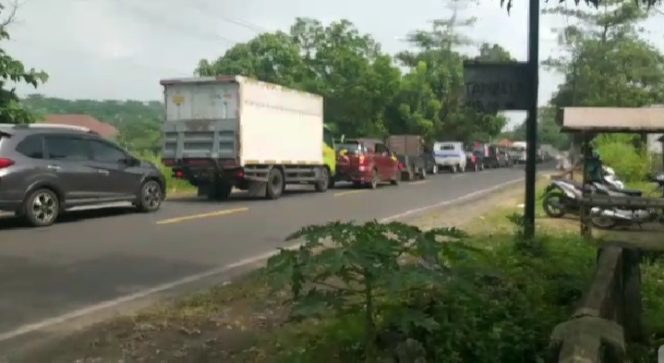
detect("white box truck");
top-left (160, 76), bottom-right (330, 200)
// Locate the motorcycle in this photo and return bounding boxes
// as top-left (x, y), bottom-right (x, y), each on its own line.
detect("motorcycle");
top-left (542, 166), bottom-right (624, 218)
top-left (590, 172), bottom-right (664, 229)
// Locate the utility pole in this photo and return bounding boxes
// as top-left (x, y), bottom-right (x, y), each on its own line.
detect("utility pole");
top-left (524, 0), bottom-right (540, 238)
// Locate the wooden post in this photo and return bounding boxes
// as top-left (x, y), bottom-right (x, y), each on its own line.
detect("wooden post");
top-left (622, 248), bottom-right (644, 342)
top-left (581, 134), bottom-right (592, 238)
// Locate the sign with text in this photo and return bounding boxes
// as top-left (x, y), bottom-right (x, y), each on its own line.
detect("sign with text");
top-left (463, 62), bottom-right (531, 113)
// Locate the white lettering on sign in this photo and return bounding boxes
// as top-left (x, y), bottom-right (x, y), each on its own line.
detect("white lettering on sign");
top-left (463, 62), bottom-right (531, 112)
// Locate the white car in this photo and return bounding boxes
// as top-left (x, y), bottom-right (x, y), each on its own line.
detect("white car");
top-left (433, 141), bottom-right (467, 173)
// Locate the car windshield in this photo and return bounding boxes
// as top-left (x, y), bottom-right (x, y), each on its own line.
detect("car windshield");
top-left (337, 142), bottom-right (366, 154)
top-left (438, 144), bottom-right (455, 151)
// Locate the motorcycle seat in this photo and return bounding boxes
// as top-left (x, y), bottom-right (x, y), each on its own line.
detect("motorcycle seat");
top-left (618, 188), bottom-right (642, 197)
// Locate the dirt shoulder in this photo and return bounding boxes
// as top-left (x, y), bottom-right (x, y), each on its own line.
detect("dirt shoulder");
top-left (11, 180), bottom-right (534, 363)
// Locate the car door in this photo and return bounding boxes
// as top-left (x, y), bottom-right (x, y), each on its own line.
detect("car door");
top-left (373, 143), bottom-right (392, 180)
top-left (88, 139), bottom-right (141, 200)
top-left (44, 134), bottom-right (99, 205)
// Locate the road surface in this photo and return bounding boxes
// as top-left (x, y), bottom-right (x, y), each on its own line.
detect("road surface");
top-left (0, 167), bottom-right (526, 343)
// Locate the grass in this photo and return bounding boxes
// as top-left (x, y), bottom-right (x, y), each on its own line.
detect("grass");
top-left (22, 184), bottom-right (600, 363)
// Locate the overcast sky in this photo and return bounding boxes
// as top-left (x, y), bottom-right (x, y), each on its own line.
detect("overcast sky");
top-left (4, 0), bottom-right (664, 112)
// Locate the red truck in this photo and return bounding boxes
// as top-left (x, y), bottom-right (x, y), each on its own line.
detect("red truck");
top-left (334, 138), bottom-right (400, 189)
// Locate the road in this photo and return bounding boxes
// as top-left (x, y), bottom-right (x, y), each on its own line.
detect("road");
top-left (0, 167), bottom-right (525, 343)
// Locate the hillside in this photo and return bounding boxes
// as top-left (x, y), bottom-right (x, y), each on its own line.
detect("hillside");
top-left (22, 94), bottom-right (164, 154)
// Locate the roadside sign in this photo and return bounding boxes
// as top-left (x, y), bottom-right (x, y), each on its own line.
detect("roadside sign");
top-left (463, 62), bottom-right (531, 112)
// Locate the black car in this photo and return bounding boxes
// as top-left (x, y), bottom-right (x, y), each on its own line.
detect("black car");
top-left (0, 124), bottom-right (166, 227)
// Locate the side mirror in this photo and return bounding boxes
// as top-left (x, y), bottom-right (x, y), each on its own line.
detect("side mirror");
top-left (122, 156), bottom-right (139, 167)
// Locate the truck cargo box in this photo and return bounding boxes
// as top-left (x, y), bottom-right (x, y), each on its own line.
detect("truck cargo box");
top-left (161, 76), bottom-right (324, 166)
top-left (386, 135), bottom-right (425, 157)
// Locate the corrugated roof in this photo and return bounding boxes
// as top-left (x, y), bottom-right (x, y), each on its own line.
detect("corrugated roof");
top-left (40, 114), bottom-right (118, 138)
top-left (562, 107), bottom-right (664, 132)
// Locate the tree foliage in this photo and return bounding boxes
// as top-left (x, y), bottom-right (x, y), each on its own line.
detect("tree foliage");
top-left (198, 17), bottom-right (511, 143)
top-left (23, 95), bottom-right (163, 154)
top-left (0, 2), bottom-right (47, 124)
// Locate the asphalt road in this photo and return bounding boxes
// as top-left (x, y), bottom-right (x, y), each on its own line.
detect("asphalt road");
top-left (0, 167), bottom-right (526, 342)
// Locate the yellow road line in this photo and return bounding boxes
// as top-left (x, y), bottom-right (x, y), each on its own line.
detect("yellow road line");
top-left (333, 190), bottom-right (368, 197)
top-left (156, 207), bottom-right (249, 225)
top-left (408, 180), bottom-right (430, 186)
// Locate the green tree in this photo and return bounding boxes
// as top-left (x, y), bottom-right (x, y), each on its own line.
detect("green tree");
top-left (198, 18), bottom-right (401, 138)
top-left (475, 43), bottom-right (514, 62)
top-left (396, 13), bottom-right (508, 143)
top-left (0, 2), bottom-right (47, 123)
top-left (546, 0), bottom-right (664, 108)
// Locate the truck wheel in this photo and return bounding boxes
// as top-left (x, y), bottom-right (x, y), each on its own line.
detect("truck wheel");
top-left (315, 167), bottom-right (329, 192)
top-left (266, 168), bottom-right (285, 199)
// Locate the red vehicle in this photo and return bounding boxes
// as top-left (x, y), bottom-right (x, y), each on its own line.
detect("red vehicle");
top-left (335, 138), bottom-right (400, 189)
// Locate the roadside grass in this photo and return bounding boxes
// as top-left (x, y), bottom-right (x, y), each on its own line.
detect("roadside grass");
top-left (23, 183), bottom-right (601, 363)
top-left (140, 153), bottom-right (196, 197)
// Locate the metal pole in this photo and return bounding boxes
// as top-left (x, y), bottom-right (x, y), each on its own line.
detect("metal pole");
top-left (524, 0), bottom-right (540, 238)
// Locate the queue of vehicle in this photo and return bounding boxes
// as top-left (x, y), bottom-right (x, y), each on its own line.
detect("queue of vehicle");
top-left (0, 76), bottom-right (524, 227)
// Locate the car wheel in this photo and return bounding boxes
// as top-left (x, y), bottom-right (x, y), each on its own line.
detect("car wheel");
top-left (369, 169), bottom-right (379, 189)
top-left (315, 167), bottom-right (329, 192)
top-left (266, 167), bottom-right (285, 199)
top-left (390, 170), bottom-right (400, 185)
top-left (138, 180), bottom-right (163, 212)
top-left (23, 188), bottom-right (60, 227)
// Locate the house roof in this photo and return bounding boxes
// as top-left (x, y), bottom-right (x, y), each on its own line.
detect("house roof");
top-left (562, 107), bottom-right (664, 133)
top-left (40, 114), bottom-right (119, 138)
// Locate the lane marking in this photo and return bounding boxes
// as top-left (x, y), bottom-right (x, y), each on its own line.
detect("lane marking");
top-left (156, 207), bottom-right (248, 225)
top-left (333, 190), bottom-right (367, 197)
top-left (408, 180), bottom-right (430, 186)
top-left (380, 177), bottom-right (524, 222)
top-left (0, 176), bottom-right (524, 343)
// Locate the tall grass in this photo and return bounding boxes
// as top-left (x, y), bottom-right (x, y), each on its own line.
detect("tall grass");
top-left (138, 152), bottom-right (195, 196)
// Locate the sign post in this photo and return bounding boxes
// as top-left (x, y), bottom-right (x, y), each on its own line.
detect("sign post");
top-left (463, 0), bottom-right (540, 238)
top-left (525, 0), bottom-right (540, 238)
top-left (463, 60), bottom-right (537, 237)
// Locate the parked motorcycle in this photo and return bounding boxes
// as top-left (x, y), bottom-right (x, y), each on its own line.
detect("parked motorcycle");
top-left (590, 172), bottom-right (664, 229)
top-left (542, 166), bottom-right (624, 218)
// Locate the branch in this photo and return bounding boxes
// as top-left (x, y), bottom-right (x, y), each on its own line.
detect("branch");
top-left (0, 0), bottom-right (19, 29)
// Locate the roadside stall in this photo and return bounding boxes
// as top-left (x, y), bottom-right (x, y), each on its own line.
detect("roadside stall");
top-left (561, 107), bottom-right (664, 237)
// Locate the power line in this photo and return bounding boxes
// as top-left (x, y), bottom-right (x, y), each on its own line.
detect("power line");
top-left (188, 0), bottom-right (269, 34)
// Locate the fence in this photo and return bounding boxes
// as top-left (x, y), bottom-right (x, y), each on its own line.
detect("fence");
top-left (548, 245), bottom-right (643, 363)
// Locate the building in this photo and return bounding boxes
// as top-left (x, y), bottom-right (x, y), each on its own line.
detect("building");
top-left (40, 114), bottom-right (119, 139)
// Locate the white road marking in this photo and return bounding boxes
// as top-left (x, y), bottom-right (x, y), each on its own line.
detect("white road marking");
top-left (407, 180), bottom-right (430, 186)
top-left (156, 207), bottom-right (248, 225)
top-left (333, 190), bottom-right (367, 197)
top-left (0, 176), bottom-right (524, 342)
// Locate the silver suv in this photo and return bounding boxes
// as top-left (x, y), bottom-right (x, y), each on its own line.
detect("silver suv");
top-left (0, 124), bottom-right (166, 227)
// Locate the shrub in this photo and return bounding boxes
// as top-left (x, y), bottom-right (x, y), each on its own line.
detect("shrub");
top-left (595, 135), bottom-right (651, 182)
top-left (266, 221), bottom-right (595, 363)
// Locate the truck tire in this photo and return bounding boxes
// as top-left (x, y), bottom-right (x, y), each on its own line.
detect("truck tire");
top-left (266, 167), bottom-right (285, 199)
top-left (315, 167), bottom-right (329, 192)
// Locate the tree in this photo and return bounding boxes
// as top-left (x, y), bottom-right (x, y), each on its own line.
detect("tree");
top-left (475, 43), bottom-right (514, 62)
top-left (198, 18), bottom-right (401, 138)
top-left (196, 32), bottom-right (306, 88)
top-left (546, 0), bottom-right (664, 108)
top-left (395, 11), bottom-right (508, 143)
top-left (0, 1), bottom-right (48, 123)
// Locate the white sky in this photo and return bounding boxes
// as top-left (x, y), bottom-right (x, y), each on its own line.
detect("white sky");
top-left (3, 0), bottom-right (664, 128)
